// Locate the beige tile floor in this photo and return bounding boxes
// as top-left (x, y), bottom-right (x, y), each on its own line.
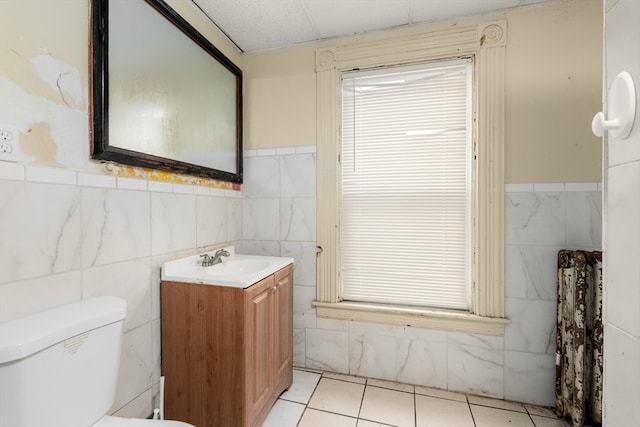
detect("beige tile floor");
top-left (262, 369), bottom-right (574, 427)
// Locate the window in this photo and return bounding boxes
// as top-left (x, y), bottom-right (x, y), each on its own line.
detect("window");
top-left (341, 59), bottom-right (472, 310)
top-left (314, 22), bottom-right (509, 335)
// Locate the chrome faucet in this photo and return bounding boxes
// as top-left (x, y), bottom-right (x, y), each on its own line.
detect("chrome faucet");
top-left (200, 249), bottom-right (230, 266)
top-left (211, 248), bottom-right (230, 265)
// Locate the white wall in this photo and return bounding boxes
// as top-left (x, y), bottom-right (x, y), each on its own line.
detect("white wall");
top-left (244, 0), bottom-right (603, 183)
top-left (602, 0), bottom-right (640, 425)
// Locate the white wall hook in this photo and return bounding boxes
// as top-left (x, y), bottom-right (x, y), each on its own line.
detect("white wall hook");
top-left (592, 71), bottom-right (636, 139)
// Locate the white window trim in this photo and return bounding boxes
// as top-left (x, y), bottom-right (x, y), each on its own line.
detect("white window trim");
top-left (314, 21), bottom-right (509, 335)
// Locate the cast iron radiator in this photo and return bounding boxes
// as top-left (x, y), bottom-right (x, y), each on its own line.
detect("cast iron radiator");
top-left (555, 250), bottom-right (603, 426)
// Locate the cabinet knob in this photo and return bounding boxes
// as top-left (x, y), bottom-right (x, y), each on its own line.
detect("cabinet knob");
top-left (272, 281), bottom-right (284, 292)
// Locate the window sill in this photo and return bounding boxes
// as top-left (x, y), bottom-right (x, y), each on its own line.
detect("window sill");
top-left (312, 301), bottom-right (509, 336)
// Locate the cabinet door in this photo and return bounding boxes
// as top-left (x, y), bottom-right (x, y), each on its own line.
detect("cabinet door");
top-left (273, 265), bottom-right (293, 390)
top-left (244, 275), bottom-right (275, 425)
top-left (161, 281), bottom-right (204, 426)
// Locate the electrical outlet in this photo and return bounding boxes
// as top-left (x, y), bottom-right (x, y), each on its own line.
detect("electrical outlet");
top-left (0, 129), bottom-right (13, 142)
top-left (0, 124), bottom-right (19, 162)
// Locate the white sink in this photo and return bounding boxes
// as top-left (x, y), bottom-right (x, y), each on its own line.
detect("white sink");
top-left (204, 258), bottom-right (271, 277)
top-left (161, 247), bottom-right (293, 288)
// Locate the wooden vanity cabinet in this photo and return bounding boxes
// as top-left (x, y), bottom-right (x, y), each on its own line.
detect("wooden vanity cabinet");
top-left (161, 264), bottom-right (293, 427)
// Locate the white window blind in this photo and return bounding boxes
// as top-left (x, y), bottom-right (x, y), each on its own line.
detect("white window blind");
top-left (340, 58), bottom-right (472, 310)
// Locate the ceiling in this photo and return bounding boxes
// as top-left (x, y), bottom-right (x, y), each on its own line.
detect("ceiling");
top-left (191, 0), bottom-right (560, 52)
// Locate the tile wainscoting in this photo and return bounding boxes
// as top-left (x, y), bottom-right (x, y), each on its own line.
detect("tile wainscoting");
top-left (241, 145), bottom-right (602, 407)
top-left (0, 162), bottom-right (242, 417)
top-left (0, 144), bottom-right (600, 416)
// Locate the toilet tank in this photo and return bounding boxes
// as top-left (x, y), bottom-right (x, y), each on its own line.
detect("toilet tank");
top-left (0, 297), bottom-right (127, 427)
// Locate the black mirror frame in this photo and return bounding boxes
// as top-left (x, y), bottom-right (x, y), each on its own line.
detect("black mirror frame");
top-left (90, 0), bottom-right (243, 183)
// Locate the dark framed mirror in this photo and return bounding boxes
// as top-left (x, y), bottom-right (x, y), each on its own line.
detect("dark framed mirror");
top-left (90, 0), bottom-right (243, 183)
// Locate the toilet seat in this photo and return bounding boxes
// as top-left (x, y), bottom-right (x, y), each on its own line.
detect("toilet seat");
top-left (92, 415), bottom-right (195, 427)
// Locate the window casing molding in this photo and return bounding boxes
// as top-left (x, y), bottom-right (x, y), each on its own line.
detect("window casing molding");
top-left (314, 21), bottom-right (508, 335)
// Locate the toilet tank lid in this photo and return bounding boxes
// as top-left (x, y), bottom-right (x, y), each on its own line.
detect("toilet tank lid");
top-left (0, 297), bottom-right (126, 364)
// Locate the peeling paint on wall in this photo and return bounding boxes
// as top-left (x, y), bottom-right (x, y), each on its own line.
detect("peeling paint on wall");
top-left (2, 76), bottom-right (239, 190)
top-left (104, 161), bottom-right (239, 191)
top-left (29, 53), bottom-right (84, 108)
top-left (0, 76), bottom-right (88, 170)
top-left (20, 122), bottom-right (57, 163)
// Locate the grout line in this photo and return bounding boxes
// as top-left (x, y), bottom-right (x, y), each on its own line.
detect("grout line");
top-left (314, 410), bottom-right (360, 422)
top-left (524, 405), bottom-right (563, 419)
top-left (356, 379), bottom-right (367, 419)
top-left (321, 371), bottom-right (367, 385)
top-left (293, 370), bottom-right (321, 427)
top-left (277, 397), bottom-right (305, 405)
top-left (468, 398), bottom-right (478, 427)
top-left (357, 416), bottom-right (397, 426)
top-left (468, 402), bottom-right (529, 414)
top-left (295, 367), bottom-right (323, 375)
top-left (416, 391), bottom-right (472, 404)
top-left (366, 383), bottom-right (415, 394)
top-left (414, 389), bottom-right (418, 427)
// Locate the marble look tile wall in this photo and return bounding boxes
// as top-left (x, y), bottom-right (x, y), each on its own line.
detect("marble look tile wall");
top-left (0, 163), bottom-right (241, 417)
top-left (603, 1), bottom-right (640, 425)
top-left (242, 146), bottom-right (602, 407)
top-left (504, 183), bottom-right (602, 405)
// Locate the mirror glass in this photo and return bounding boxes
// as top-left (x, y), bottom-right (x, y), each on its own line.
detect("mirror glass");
top-left (91, 0), bottom-right (243, 183)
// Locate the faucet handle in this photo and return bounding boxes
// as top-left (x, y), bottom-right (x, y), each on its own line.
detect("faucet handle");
top-left (200, 253), bottom-right (212, 266)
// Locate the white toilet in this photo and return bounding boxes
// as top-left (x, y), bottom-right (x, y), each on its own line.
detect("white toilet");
top-left (0, 296), bottom-right (194, 427)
